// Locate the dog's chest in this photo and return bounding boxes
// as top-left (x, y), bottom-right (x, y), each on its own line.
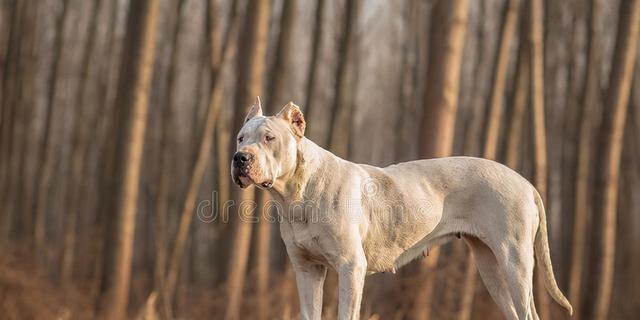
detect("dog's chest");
top-left (280, 219), bottom-right (328, 264)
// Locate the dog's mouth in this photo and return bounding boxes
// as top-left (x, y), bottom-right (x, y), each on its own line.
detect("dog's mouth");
top-left (258, 180), bottom-right (273, 189)
top-left (234, 173), bottom-right (252, 188)
top-left (233, 169), bottom-right (273, 189)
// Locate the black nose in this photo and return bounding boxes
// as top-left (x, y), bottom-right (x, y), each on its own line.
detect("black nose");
top-left (233, 152), bottom-right (252, 167)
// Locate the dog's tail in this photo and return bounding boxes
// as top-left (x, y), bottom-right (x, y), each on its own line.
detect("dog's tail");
top-left (533, 189), bottom-right (573, 315)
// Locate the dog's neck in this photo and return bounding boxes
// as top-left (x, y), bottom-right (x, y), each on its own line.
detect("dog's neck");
top-left (269, 137), bottom-right (336, 203)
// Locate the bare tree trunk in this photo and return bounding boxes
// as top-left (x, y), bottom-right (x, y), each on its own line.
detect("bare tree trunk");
top-left (303, 0), bottom-right (325, 116)
top-left (593, 0), bottom-right (640, 319)
top-left (0, 1), bottom-right (13, 111)
top-left (154, 120), bottom-right (171, 313)
top-left (102, 0), bottom-right (160, 318)
top-left (89, 0), bottom-right (120, 304)
top-left (529, 0), bottom-right (547, 202)
top-left (528, 0), bottom-right (552, 317)
top-left (279, 262), bottom-right (296, 320)
top-left (266, 0), bottom-right (295, 112)
top-left (412, 1), bottom-right (469, 319)
top-left (457, 2), bottom-right (520, 318)
top-left (504, 27), bottom-right (530, 170)
top-left (0, 0), bottom-right (24, 250)
top-left (225, 0), bottom-right (270, 319)
top-left (163, 0), bottom-right (239, 310)
top-left (456, 259), bottom-right (476, 320)
top-left (248, 2), bottom-right (297, 319)
top-left (216, 121), bottom-right (231, 225)
top-left (33, 0), bottom-right (68, 259)
top-left (483, 0), bottom-right (520, 159)
top-left (568, 0), bottom-right (602, 317)
top-left (395, 0), bottom-right (421, 161)
top-left (630, 64), bottom-right (640, 320)
top-left (152, 1), bottom-right (186, 316)
top-left (2, 0), bottom-right (38, 250)
top-left (214, 1), bottom-right (241, 279)
top-left (418, 0), bottom-right (468, 159)
top-left (328, 0), bottom-right (359, 158)
top-left (0, 0), bottom-right (16, 205)
top-left (61, 0), bottom-right (102, 285)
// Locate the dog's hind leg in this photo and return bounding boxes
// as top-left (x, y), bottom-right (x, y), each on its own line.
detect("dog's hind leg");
top-left (529, 289), bottom-right (540, 320)
top-left (494, 236), bottom-right (537, 320)
top-left (464, 236), bottom-right (519, 320)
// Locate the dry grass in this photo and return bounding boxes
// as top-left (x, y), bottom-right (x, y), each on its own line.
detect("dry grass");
top-left (0, 253), bottom-right (93, 319)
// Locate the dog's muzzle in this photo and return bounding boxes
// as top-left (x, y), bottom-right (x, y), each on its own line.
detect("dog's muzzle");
top-left (233, 152), bottom-right (253, 168)
top-left (232, 151), bottom-right (273, 189)
top-left (232, 152), bottom-right (255, 188)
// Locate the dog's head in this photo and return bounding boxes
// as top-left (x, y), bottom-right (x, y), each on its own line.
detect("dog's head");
top-left (231, 97), bottom-right (306, 189)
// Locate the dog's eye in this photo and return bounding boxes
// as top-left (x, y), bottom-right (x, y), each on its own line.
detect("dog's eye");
top-left (265, 135), bottom-right (275, 142)
top-left (237, 136), bottom-right (244, 143)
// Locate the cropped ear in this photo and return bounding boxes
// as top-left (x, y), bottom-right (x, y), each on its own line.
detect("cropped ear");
top-left (276, 102), bottom-right (306, 137)
top-left (244, 96), bottom-right (263, 123)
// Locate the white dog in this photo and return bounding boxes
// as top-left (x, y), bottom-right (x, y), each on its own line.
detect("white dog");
top-left (231, 98), bottom-right (572, 320)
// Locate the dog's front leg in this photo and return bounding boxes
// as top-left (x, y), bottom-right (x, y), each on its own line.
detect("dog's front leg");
top-left (336, 250), bottom-right (367, 320)
top-left (291, 261), bottom-right (327, 320)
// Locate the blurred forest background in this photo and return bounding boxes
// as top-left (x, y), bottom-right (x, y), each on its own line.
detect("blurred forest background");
top-left (1, 0), bottom-right (640, 319)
